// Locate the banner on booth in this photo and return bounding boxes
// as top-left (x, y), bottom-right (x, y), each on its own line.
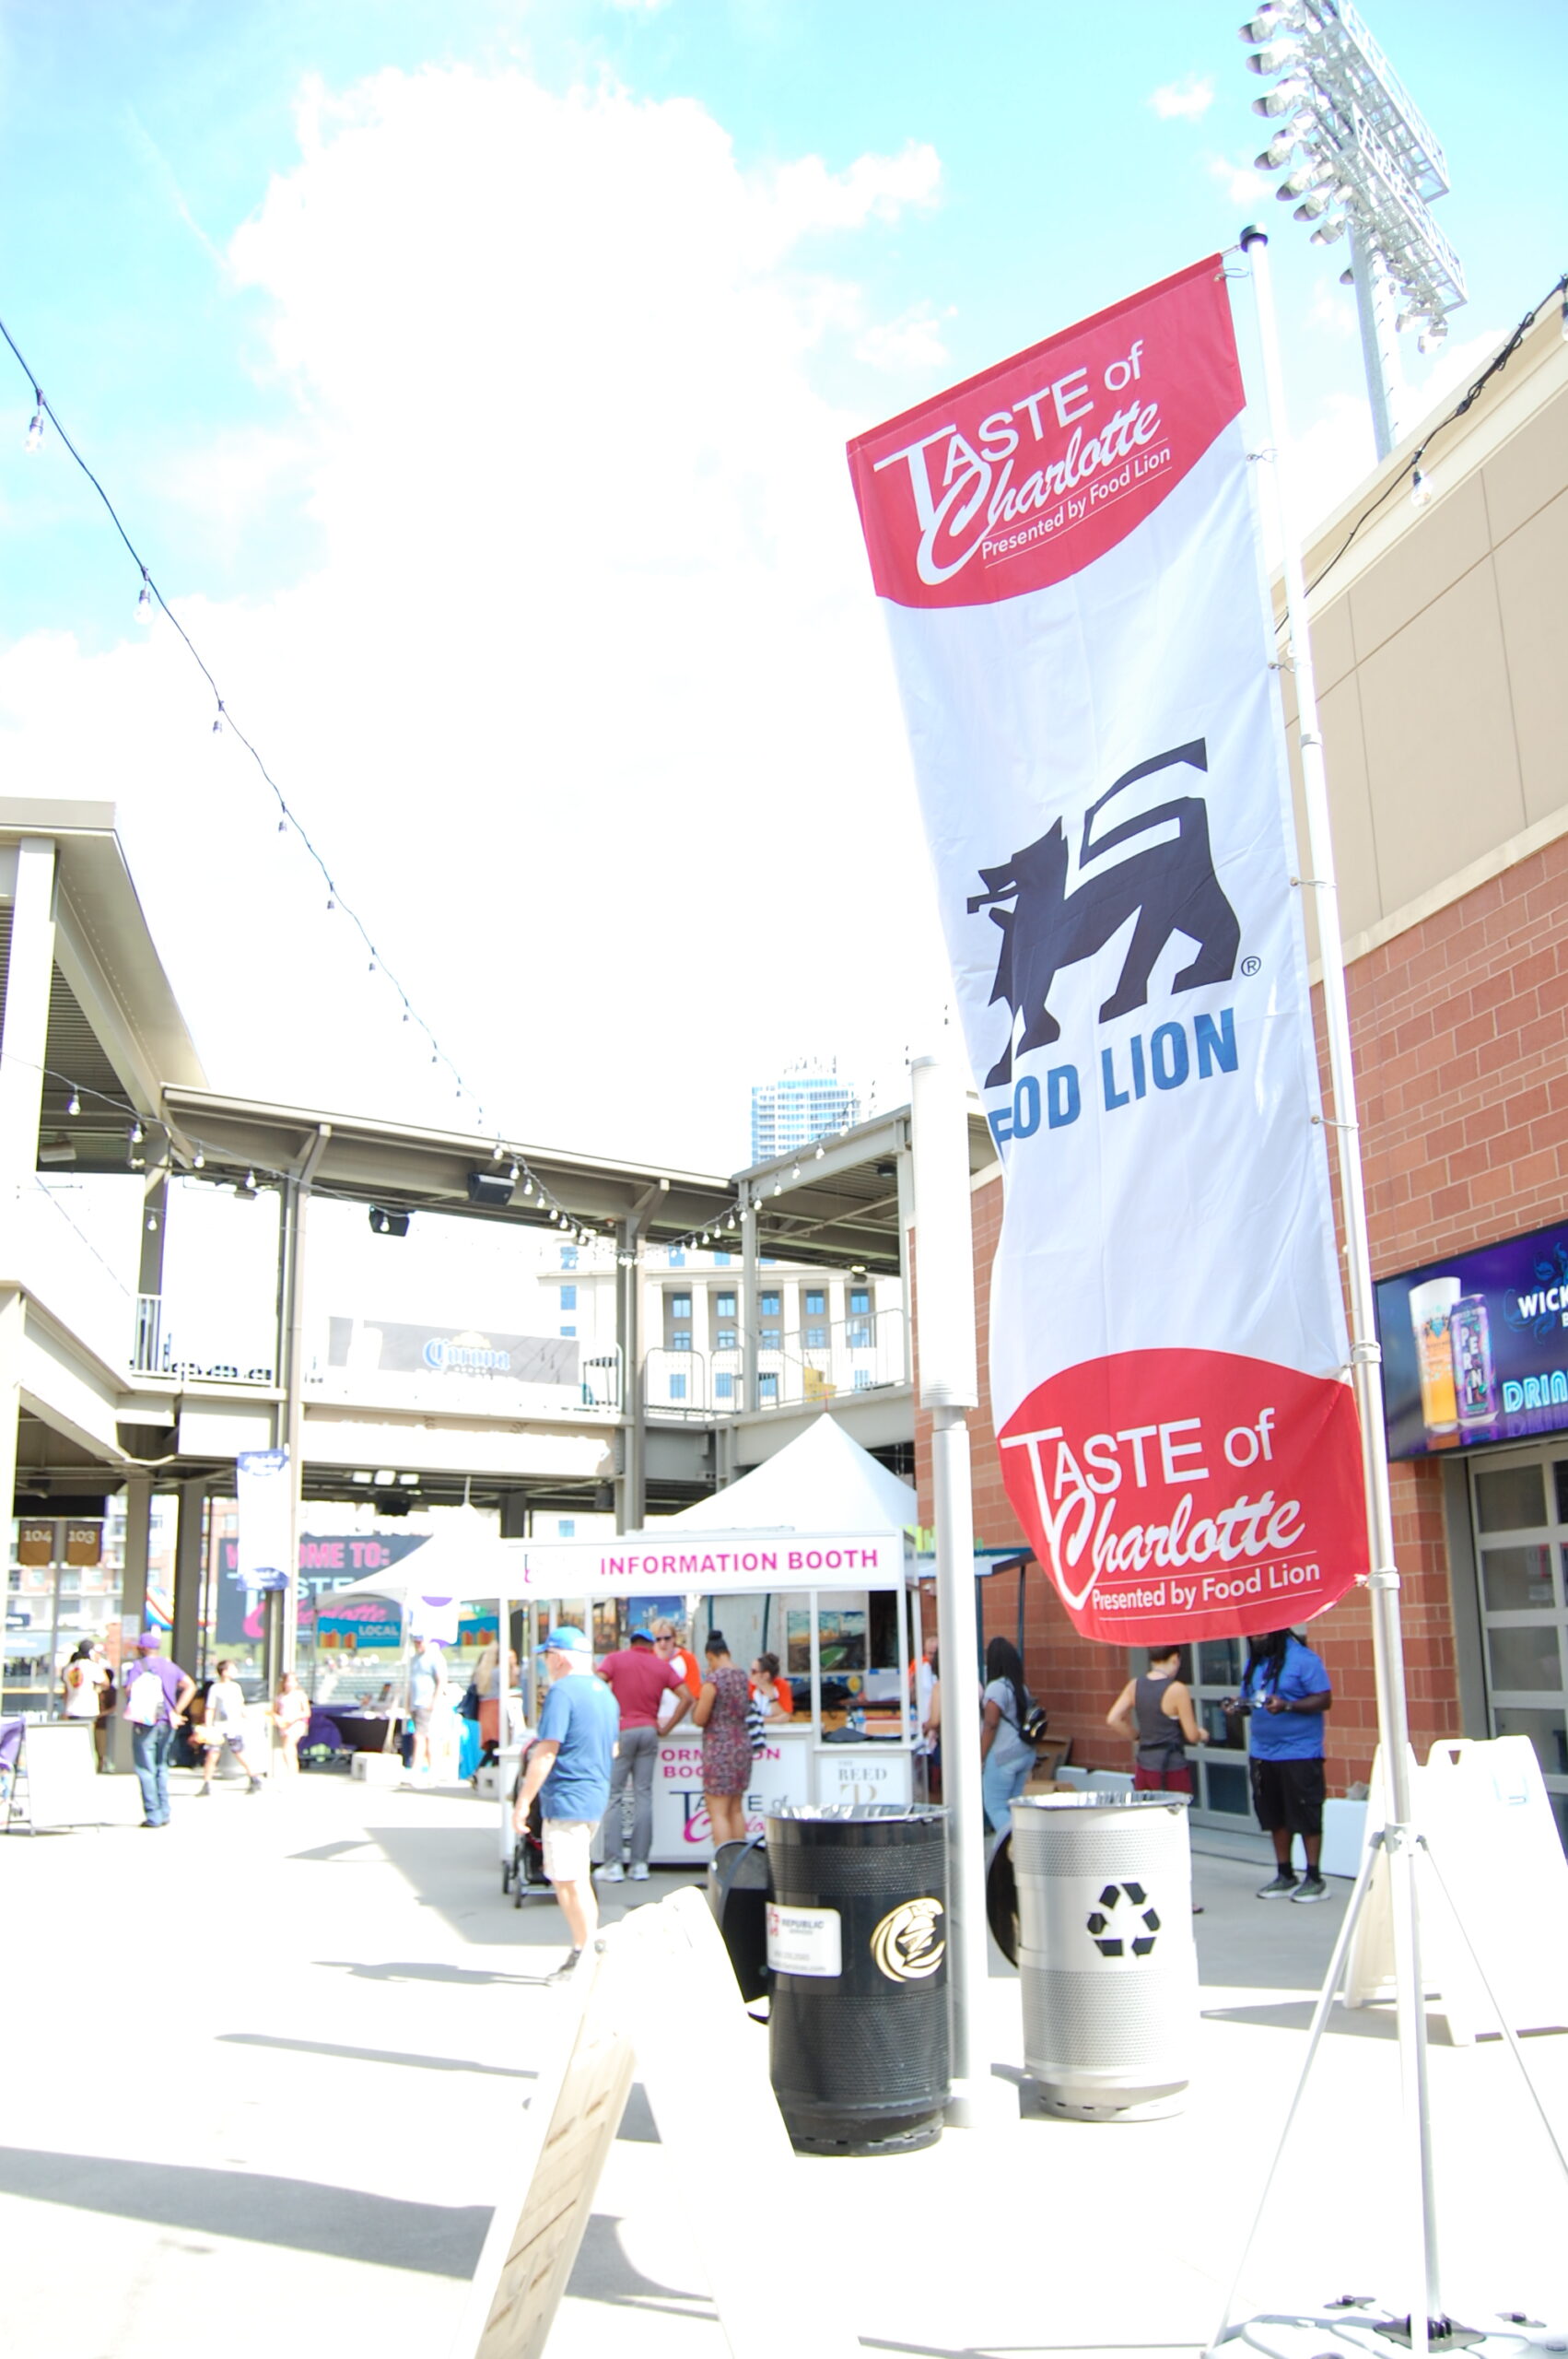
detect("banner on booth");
top-left (848, 255), bottom-right (1367, 1644)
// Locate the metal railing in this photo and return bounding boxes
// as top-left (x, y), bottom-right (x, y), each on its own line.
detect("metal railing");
top-left (131, 1294), bottom-right (275, 1385)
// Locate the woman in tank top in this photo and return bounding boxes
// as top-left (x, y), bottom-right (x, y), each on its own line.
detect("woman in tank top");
top-left (1106, 1643), bottom-right (1207, 1794)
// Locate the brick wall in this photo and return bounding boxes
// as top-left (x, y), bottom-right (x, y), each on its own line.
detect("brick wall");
top-left (915, 834), bottom-right (1568, 1794)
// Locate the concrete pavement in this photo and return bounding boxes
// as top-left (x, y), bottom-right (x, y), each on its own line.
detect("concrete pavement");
top-left (2, 1759), bottom-right (1564, 2358)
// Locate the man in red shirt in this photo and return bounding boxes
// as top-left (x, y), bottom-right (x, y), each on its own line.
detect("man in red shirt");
top-left (596, 1629), bottom-right (691, 1881)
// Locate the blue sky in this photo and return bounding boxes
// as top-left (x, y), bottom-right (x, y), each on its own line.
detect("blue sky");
top-left (0, 1), bottom-right (1562, 1170)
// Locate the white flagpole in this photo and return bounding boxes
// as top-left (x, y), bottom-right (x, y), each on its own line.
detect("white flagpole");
top-left (1239, 224), bottom-right (1442, 2354)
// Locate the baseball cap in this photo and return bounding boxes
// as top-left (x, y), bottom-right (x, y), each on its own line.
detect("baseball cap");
top-left (541, 1625), bottom-right (591, 1655)
top-left (628, 1628), bottom-right (653, 1646)
top-left (135, 1632), bottom-right (162, 1650)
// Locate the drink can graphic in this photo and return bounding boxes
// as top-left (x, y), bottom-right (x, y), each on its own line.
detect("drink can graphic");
top-left (1449, 1294), bottom-right (1497, 1426)
top-left (1408, 1276), bottom-right (1461, 1434)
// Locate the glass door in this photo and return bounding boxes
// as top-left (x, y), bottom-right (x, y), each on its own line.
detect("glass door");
top-left (1188, 1637), bottom-right (1253, 1825)
top-left (1469, 1449), bottom-right (1568, 1850)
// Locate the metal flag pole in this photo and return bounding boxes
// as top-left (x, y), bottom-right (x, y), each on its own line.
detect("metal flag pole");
top-left (908, 1051), bottom-right (994, 2127)
top-left (1235, 223), bottom-right (1442, 2355)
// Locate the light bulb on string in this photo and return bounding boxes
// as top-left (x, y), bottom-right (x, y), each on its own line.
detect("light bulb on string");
top-left (146, 1213), bottom-right (158, 1234)
top-left (244, 1169), bottom-right (256, 1190)
top-left (815, 1143), bottom-right (825, 1158)
top-left (1410, 459), bottom-right (1433, 510)
top-left (772, 1179), bottom-right (782, 1196)
top-left (492, 1141), bottom-right (504, 1162)
top-left (135, 571), bottom-right (152, 626)
top-left (129, 1119), bottom-right (145, 1146)
top-left (212, 701), bottom-right (224, 736)
top-left (66, 1092), bottom-right (80, 1118)
top-left (791, 1163), bottom-right (801, 1181)
top-left (276, 816), bottom-right (287, 835)
top-left (24, 394), bottom-right (42, 453)
top-left (193, 1151), bottom-right (205, 1169)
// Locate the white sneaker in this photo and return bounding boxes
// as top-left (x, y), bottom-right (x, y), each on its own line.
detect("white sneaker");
top-left (599, 1860), bottom-right (624, 1882)
top-left (629, 1861), bottom-right (650, 1882)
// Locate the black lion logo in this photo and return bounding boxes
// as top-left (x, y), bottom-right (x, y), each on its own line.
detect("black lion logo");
top-left (967, 739), bottom-right (1241, 1088)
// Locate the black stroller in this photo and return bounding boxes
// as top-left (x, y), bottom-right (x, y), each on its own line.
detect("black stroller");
top-left (502, 1738), bottom-right (551, 1907)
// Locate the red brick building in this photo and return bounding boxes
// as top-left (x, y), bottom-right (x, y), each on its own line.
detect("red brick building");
top-left (917, 306), bottom-right (1568, 1846)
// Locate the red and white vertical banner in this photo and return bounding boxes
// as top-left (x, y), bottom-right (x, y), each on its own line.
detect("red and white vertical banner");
top-left (848, 257), bottom-right (1368, 1645)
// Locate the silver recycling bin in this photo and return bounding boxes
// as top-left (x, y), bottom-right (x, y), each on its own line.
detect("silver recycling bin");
top-left (1011, 1790), bottom-right (1197, 2121)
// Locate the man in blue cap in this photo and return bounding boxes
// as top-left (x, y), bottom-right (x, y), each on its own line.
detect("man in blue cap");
top-left (513, 1625), bottom-right (620, 1980)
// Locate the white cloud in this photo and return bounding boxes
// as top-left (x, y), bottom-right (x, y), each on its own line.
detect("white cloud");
top-left (1206, 150), bottom-right (1267, 208)
top-left (0, 67), bottom-right (951, 1173)
top-left (854, 301), bottom-right (954, 374)
top-left (1149, 75), bottom-right (1215, 123)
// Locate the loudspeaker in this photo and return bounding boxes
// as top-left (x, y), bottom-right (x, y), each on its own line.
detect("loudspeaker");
top-left (466, 1171), bottom-right (515, 1209)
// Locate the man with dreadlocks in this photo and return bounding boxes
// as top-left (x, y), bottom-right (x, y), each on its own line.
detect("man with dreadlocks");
top-left (1223, 1626), bottom-right (1334, 1903)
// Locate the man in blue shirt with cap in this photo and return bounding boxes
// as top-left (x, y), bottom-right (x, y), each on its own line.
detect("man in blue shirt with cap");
top-left (513, 1625), bottom-right (620, 1981)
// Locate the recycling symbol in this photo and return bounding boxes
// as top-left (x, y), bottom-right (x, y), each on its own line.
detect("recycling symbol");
top-left (1085, 1881), bottom-right (1161, 1959)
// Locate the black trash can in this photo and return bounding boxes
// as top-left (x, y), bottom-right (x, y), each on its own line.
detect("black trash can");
top-left (764, 1804), bottom-right (949, 2156)
top-left (707, 1833), bottom-right (771, 2004)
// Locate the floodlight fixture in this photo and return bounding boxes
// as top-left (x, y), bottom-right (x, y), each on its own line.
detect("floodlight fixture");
top-left (1241, 0), bottom-right (1466, 458)
top-left (1238, 3), bottom-right (1301, 39)
top-left (1252, 77), bottom-right (1307, 115)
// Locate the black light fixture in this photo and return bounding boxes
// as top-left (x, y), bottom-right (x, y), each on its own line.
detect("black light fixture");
top-left (466, 1169), bottom-right (515, 1209)
top-left (369, 1206), bottom-right (411, 1237)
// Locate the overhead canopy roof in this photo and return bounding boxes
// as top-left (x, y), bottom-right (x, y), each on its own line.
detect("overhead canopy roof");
top-left (2, 798), bottom-right (207, 1167)
top-left (153, 1089), bottom-right (999, 1276)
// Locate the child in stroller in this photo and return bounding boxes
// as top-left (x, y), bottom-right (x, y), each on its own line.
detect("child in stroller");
top-left (503, 1737), bottom-right (550, 1906)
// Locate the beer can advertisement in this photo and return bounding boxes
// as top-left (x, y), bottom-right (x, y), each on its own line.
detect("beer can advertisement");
top-left (1377, 1220), bottom-right (1568, 1459)
top-left (848, 255), bottom-right (1370, 1643)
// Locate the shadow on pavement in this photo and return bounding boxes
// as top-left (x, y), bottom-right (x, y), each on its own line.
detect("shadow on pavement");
top-left (1201, 1997), bottom-right (1458, 2043)
top-left (314, 1957), bottom-right (544, 1985)
top-left (216, 2031), bottom-right (535, 2078)
top-left (0, 2147), bottom-right (490, 2277)
top-left (567, 2212), bottom-right (712, 2315)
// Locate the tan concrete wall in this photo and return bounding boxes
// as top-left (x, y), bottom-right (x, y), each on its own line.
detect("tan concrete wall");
top-left (1278, 307), bottom-right (1568, 966)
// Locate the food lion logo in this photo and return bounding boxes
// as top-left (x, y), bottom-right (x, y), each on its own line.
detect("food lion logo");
top-left (967, 737), bottom-right (1240, 1087)
top-left (871, 1896), bottom-right (945, 1982)
top-left (1085, 1882), bottom-right (1161, 1959)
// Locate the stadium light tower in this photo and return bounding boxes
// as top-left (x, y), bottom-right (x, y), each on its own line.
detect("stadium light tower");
top-left (1241, 0), bottom-right (1467, 457)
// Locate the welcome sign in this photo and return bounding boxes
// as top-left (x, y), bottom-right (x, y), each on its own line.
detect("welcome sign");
top-left (848, 257), bottom-right (1369, 1643)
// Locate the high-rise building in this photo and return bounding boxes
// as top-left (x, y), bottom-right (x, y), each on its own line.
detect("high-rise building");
top-left (749, 1061), bottom-right (860, 1164)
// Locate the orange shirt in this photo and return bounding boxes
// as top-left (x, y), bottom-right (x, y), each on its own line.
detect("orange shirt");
top-left (751, 1675), bottom-right (794, 1719)
top-left (673, 1647), bottom-right (702, 1699)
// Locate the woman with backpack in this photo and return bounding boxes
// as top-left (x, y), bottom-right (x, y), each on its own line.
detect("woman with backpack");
top-left (979, 1635), bottom-right (1042, 1834)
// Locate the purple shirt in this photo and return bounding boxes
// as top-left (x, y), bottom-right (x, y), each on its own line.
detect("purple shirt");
top-left (123, 1656), bottom-right (188, 1727)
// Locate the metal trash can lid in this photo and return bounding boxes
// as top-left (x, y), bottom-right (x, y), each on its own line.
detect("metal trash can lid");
top-left (766, 1802), bottom-right (946, 1823)
top-left (1013, 1790), bottom-right (1191, 1812)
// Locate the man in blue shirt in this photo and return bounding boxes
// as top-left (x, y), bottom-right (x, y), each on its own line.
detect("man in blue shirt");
top-left (513, 1625), bottom-right (619, 1981)
top-left (1224, 1627), bottom-right (1334, 1903)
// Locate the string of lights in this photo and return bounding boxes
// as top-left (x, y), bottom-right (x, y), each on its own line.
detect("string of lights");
top-left (0, 310), bottom-right (507, 1137)
top-left (21, 1057), bottom-right (614, 1249)
top-left (1286, 270), bottom-right (1568, 613)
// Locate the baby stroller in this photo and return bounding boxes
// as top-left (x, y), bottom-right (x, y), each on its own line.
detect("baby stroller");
top-left (502, 1738), bottom-right (551, 1907)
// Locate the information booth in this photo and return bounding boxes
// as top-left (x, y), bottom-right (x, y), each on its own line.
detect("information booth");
top-left (508, 1522), bottom-right (918, 1863)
